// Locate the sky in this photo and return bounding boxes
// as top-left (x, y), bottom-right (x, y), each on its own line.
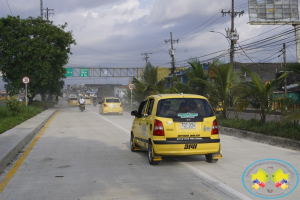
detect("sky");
top-left (0, 0), bottom-right (300, 89)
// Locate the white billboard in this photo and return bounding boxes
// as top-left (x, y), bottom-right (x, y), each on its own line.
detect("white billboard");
top-left (248, 0), bottom-right (299, 25)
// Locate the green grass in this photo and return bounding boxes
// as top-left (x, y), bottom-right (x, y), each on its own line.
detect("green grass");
top-left (217, 114), bottom-right (300, 141)
top-left (0, 100), bottom-right (56, 134)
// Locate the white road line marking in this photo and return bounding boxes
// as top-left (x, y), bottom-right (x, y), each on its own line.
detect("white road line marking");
top-left (174, 158), bottom-right (252, 200)
top-left (87, 108), bottom-right (251, 199)
top-left (221, 134), bottom-right (299, 153)
top-left (87, 108), bottom-right (130, 133)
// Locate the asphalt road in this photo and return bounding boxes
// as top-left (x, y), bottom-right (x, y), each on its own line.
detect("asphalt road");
top-left (0, 100), bottom-right (299, 200)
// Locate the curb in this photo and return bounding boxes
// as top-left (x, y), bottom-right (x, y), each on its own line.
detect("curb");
top-left (219, 126), bottom-right (300, 150)
top-left (0, 108), bottom-right (57, 174)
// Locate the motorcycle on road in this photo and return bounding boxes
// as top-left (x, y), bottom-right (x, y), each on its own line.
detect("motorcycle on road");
top-left (79, 103), bottom-right (85, 112)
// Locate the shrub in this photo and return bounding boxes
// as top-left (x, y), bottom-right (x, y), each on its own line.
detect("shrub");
top-left (0, 105), bottom-right (42, 134)
top-left (217, 115), bottom-right (300, 140)
top-left (5, 97), bottom-right (20, 112)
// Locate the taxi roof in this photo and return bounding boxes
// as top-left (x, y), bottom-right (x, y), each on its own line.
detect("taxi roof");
top-left (149, 93), bottom-right (207, 100)
top-left (104, 97), bottom-right (121, 99)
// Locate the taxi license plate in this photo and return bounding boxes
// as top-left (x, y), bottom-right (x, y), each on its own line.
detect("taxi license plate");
top-left (110, 105), bottom-right (116, 108)
top-left (181, 122), bottom-right (195, 129)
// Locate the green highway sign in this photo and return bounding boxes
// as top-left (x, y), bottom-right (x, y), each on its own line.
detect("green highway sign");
top-left (65, 68), bottom-right (73, 77)
top-left (80, 68), bottom-right (89, 77)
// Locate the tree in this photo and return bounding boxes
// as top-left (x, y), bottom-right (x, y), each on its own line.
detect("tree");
top-left (0, 15), bottom-right (76, 104)
top-left (185, 58), bottom-right (208, 95)
top-left (166, 75), bottom-right (191, 94)
top-left (234, 66), bottom-right (287, 123)
top-left (131, 62), bottom-right (166, 103)
top-left (200, 60), bottom-right (238, 119)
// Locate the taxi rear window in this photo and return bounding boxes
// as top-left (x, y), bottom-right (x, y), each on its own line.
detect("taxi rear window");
top-left (106, 99), bottom-right (120, 103)
top-left (84, 97), bottom-right (90, 99)
top-left (69, 98), bottom-right (77, 100)
top-left (156, 98), bottom-right (214, 118)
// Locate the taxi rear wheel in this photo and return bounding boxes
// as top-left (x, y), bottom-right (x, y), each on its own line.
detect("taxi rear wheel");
top-left (148, 142), bottom-right (159, 165)
top-left (205, 154), bottom-right (218, 163)
top-left (130, 134), bottom-right (137, 152)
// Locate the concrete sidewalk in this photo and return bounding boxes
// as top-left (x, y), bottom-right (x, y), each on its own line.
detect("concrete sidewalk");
top-left (0, 108), bottom-right (57, 174)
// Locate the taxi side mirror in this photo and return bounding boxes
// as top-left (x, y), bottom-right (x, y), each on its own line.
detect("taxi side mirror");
top-left (99, 102), bottom-right (102, 104)
top-left (131, 110), bottom-right (138, 116)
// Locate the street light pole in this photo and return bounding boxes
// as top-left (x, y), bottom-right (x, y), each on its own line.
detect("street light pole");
top-left (209, 30), bottom-right (231, 46)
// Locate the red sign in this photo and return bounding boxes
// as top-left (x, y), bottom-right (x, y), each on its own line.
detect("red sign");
top-left (22, 77), bottom-right (30, 84)
top-left (128, 83), bottom-right (135, 90)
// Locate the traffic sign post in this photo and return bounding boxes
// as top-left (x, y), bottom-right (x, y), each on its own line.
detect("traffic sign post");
top-left (22, 77), bottom-right (30, 106)
top-left (127, 83), bottom-right (135, 107)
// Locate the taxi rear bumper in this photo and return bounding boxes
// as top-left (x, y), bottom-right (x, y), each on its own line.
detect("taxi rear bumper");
top-left (153, 139), bottom-right (220, 156)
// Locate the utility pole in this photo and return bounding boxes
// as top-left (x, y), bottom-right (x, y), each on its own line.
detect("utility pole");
top-left (40, 0), bottom-right (43, 19)
top-left (221, 0), bottom-right (244, 71)
top-left (44, 7), bottom-right (54, 21)
top-left (293, 24), bottom-right (300, 63)
top-left (165, 32), bottom-right (179, 75)
top-left (283, 43), bottom-right (287, 98)
top-left (141, 53), bottom-right (152, 65)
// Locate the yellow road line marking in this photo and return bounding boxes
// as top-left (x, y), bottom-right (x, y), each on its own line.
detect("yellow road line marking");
top-left (0, 110), bottom-right (59, 194)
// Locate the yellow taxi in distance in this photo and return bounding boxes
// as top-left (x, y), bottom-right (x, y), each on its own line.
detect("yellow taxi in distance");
top-left (214, 102), bottom-right (223, 113)
top-left (99, 97), bottom-right (123, 115)
top-left (68, 97), bottom-right (78, 106)
top-left (84, 97), bottom-right (92, 105)
top-left (130, 94), bottom-right (222, 165)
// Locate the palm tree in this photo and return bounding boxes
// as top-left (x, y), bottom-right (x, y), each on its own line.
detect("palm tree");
top-left (279, 62), bottom-right (300, 126)
top-left (131, 62), bottom-right (166, 103)
top-left (234, 65), bottom-right (287, 123)
top-left (166, 75), bottom-right (191, 94)
top-left (200, 60), bottom-right (238, 119)
top-left (185, 58), bottom-right (208, 95)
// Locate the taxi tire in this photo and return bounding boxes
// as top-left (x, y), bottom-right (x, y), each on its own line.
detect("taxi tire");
top-left (205, 154), bottom-right (218, 163)
top-left (148, 142), bottom-right (159, 165)
top-left (130, 134), bottom-right (137, 152)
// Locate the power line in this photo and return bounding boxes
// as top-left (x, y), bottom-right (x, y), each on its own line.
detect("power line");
top-left (6, 0), bottom-right (13, 15)
top-left (174, 11), bottom-right (221, 39)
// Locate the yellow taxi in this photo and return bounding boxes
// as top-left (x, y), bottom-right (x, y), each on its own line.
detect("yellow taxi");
top-left (130, 94), bottom-right (222, 165)
top-left (99, 97), bottom-right (123, 115)
top-left (84, 96), bottom-right (92, 105)
top-left (68, 97), bottom-right (78, 106)
top-left (214, 102), bottom-right (223, 113)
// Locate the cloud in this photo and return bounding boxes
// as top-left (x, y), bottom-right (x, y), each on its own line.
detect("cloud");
top-left (0, 0), bottom-right (298, 88)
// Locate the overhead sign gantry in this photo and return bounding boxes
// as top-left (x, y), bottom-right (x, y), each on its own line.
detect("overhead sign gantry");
top-left (64, 67), bottom-right (143, 79)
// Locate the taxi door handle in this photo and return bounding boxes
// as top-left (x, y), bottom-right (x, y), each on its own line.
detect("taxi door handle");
top-left (139, 123), bottom-right (141, 125)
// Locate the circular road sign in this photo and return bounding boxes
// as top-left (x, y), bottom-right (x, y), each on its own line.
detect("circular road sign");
top-left (22, 77), bottom-right (30, 84)
top-left (128, 83), bottom-right (135, 90)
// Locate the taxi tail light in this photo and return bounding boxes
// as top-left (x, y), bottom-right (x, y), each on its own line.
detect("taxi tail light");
top-left (120, 104), bottom-right (123, 107)
top-left (153, 119), bottom-right (164, 136)
top-left (104, 104), bottom-right (107, 107)
top-left (211, 119), bottom-right (219, 135)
